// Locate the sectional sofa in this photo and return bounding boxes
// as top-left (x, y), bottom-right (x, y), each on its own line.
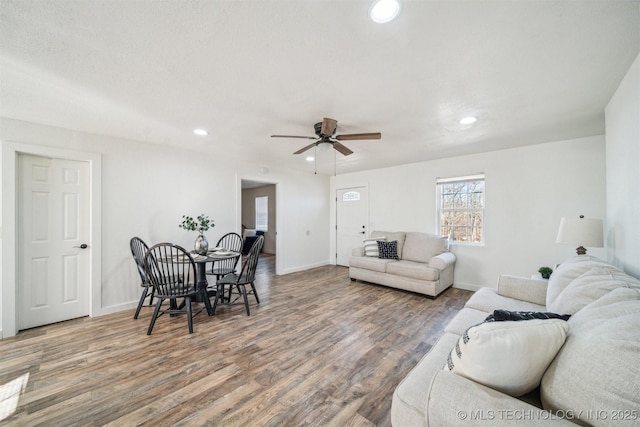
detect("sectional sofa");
top-left (391, 255), bottom-right (640, 426)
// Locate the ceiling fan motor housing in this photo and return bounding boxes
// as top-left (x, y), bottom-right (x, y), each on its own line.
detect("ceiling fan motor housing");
top-left (314, 122), bottom-right (327, 137)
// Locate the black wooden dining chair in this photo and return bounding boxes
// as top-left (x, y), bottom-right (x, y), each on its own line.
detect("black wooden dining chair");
top-left (130, 236), bottom-right (154, 319)
top-left (206, 232), bottom-right (243, 280)
top-left (144, 243), bottom-right (213, 334)
top-left (211, 235), bottom-right (264, 316)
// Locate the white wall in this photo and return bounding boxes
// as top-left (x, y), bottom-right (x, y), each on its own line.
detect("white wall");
top-left (605, 52), bottom-right (640, 278)
top-left (0, 118), bottom-right (331, 336)
top-left (331, 136), bottom-right (607, 289)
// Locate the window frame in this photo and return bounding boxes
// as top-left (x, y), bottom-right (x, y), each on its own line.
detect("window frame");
top-left (436, 174), bottom-right (485, 245)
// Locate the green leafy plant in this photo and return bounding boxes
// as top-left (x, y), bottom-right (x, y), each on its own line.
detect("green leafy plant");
top-left (538, 266), bottom-right (553, 279)
top-left (179, 214), bottom-right (214, 233)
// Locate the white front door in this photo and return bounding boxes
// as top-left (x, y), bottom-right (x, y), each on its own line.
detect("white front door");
top-left (18, 154), bottom-right (90, 330)
top-left (336, 187), bottom-right (368, 266)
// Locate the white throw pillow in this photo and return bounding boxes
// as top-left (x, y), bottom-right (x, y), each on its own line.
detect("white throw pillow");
top-left (363, 237), bottom-right (385, 257)
top-left (445, 319), bottom-right (569, 396)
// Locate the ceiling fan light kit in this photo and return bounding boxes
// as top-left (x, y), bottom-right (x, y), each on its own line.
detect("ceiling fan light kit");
top-left (317, 141), bottom-right (332, 152)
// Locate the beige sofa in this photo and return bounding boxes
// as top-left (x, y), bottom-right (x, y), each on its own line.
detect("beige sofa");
top-left (349, 231), bottom-right (456, 298)
top-left (391, 255), bottom-right (640, 426)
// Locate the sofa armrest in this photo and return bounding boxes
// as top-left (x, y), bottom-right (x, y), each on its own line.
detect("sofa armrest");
top-left (497, 275), bottom-right (548, 306)
top-left (352, 247), bottom-right (365, 257)
top-left (428, 252), bottom-right (456, 270)
top-left (427, 370), bottom-right (574, 426)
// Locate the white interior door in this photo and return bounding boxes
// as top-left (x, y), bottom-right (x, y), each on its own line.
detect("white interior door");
top-left (336, 187), bottom-right (368, 266)
top-left (18, 154), bottom-right (90, 330)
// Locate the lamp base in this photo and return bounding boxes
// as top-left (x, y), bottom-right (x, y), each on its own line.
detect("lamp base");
top-left (575, 246), bottom-right (587, 255)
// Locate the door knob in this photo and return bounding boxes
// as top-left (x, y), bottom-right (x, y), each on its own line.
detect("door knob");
top-left (74, 244), bottom-right (88, 249)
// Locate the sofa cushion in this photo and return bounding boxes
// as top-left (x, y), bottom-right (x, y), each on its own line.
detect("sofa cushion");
top-left (348, 256), bottom-right (395, 273)
top-left (446, 318), bottom-right (569, 396)
top-left (549, 266), bottom-right (640, 315)
top-left (402, 232), bottom-right (448, 263)
top-left (444, 307), bottom-right (490, 335)
top-left (541, 287), bottom-right (640, 425)
top-left (386, 260), bottom-right (439, 281)
top-left (465, 287), bottom-right (547, 313)
top-left (546, 255), bottom-right (618, 308)
top-left (392, 333), bottom-right (460, 427)
top-left (363, 237), bottom-right (385, 257)
top-left (377, 240), bottom-right (399, 260)
top-left (370, 231), bottom-right (406, 258)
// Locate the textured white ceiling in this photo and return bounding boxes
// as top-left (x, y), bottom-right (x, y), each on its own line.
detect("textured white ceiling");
top-left (1, 0), bottom-right (639, 175)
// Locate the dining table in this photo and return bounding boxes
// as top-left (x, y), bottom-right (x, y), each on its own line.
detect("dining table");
top-left (190, 249), bottom-right (241, 301)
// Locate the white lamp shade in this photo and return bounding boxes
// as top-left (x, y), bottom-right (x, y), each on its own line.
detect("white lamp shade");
top-left (556, 217), bottom-right (604, 248)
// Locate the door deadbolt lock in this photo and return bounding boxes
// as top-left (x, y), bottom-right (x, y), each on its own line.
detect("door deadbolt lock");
top-left (74, 244), bottom-right (88, 249)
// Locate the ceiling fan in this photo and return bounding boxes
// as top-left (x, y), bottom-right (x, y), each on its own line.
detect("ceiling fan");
top-left (271, 117), bottom-right (381, 156)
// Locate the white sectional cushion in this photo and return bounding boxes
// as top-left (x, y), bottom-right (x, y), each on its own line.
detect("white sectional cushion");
top-left (546, 255), bottom-right (617, 308)
top-left (549, 267), bottom-right (640, 315)
top-left (446, 319), bottom-right (569, 396)
top-left (444, 308), bottom-right (490, 335)
top-left (392, 333), bottom-right (460, 427)
top-left (541, 287), bottom-right (640, 425)
top-left (402, 232), bottom-right (448, 263)
top-left (465, 287), bottom-right (547, 313)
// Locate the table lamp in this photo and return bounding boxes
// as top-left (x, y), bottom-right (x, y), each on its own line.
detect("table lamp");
top-left (555, 215), bottom-right (603, 255)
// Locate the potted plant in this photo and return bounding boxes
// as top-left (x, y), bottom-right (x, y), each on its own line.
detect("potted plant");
top-left (538, 266), bottom-right (553, 279)
top-left (179, 214), bottom-right (214, 255)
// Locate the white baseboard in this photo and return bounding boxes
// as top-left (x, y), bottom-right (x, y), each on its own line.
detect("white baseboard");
top-left (97, 301), bottom-right (138, 316)
top-left (452, 282), bottom-right (483, 292)
top-left (279, 261), bottom-right (330, 275)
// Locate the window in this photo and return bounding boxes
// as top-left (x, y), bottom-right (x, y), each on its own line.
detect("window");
top-left (436, 174), bottom-right (484, 244)
top-left (255, 196), bottom-right (268, 231)
top-left (342, 191), bottom-right (361, 202)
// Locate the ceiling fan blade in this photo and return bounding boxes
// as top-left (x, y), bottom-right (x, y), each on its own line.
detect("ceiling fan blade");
top-left (332, 141), bottom-right (354, 156)
top-left (335, 132), bottom-right (381, 141)
top-left (293, 142), bottom-right (317, 155)
top-left (271, 135), bottom-right (317, 139)
top-left (321, 118), bottom-right (337, 136)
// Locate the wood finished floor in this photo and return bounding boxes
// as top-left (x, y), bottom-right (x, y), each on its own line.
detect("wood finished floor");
top-left (0, 255), bottom-right (471, 426)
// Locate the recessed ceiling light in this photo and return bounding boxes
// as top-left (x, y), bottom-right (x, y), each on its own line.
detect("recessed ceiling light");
top-left (193, 128), bottom-right (209, 136)
top-left (370, 0), bottom-right (401, 24)
top-left (306, 156), bottom-right (315, 162)
top-left (459, 116), bottom-right (478, 125)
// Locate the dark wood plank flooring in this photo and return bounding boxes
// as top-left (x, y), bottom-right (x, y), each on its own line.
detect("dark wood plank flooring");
top-left (0, 255), bottom-right (471, 426)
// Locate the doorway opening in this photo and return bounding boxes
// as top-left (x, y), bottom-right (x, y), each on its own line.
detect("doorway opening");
top-left (241, 180), bottom-right (277, 268)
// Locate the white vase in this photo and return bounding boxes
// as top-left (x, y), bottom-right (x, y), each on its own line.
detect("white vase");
top-left (194, 233), bottom-right (209, 255)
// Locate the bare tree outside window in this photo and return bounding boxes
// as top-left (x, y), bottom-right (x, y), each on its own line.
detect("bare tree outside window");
top-left (437, 175), bottom-right (485, 243)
